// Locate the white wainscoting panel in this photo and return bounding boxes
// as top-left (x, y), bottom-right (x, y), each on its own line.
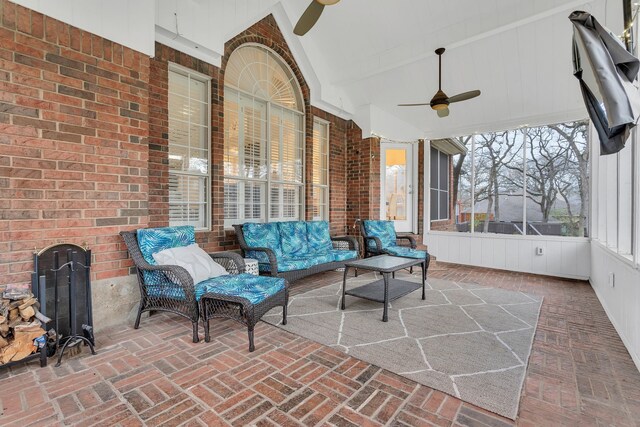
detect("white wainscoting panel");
top-left (425, 232), bottom-right (590, 280)
top-left (590, 241), bottom-right (640, 372)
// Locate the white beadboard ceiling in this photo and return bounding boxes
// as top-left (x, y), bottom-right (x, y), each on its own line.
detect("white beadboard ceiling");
top-left (275, 0), bottom-right (623, 140)
top-left (17, 0), bottom-right (624, 140)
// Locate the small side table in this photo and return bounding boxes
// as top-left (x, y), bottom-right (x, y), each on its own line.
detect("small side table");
top-left (244, 258), bottom-right (259, 275)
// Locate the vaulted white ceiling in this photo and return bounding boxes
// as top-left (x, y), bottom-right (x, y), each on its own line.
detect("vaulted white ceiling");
top-left (15, 0), bottom-right (624, 140)
top-left (275, 0), bottom-right (622, 140)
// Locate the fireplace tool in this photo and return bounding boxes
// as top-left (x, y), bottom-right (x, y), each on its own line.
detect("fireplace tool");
top-left (32, 244), bottom-right (97, 367)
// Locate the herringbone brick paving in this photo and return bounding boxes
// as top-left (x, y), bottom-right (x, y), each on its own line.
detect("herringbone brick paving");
top-left (1, 263), bottom-right (639, 426)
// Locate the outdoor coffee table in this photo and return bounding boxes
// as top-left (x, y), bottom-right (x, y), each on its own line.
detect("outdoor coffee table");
top-left (341, 255), bottom-right (426, 322)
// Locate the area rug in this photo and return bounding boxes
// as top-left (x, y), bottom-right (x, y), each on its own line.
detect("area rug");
top-left (263, 272), bottom-right (542, 420)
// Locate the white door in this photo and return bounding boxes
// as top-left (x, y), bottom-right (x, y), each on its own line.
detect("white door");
top-left (380, 143), bottom-right (416, 233)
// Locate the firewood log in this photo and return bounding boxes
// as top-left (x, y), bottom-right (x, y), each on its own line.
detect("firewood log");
top-left (8, 308), bottom-right (18, 321)
top-left (0, 335), bottom-right (7, 349)
top-left (0, 315), bottom-right (5, 324)
top-left (18, 297), bottom-right (36, 310)
top-left (19, 305), bottom-right (35, 320)
top-left (0, 344), bottom-right (18, 364)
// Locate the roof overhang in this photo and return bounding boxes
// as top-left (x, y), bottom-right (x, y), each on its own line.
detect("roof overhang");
top-left (430, 138), bottom-right (467, 155)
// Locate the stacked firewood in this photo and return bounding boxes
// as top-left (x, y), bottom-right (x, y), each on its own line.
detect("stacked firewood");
top-left (0, 285), bottom-right (47, 365)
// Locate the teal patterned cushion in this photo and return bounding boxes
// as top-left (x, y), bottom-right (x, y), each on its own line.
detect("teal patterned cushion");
top-left (137, 226), bottom-right (197, 296)
top-left (246, 249), bottom-right (272, 264)
top-left (137, 226), bottom-right (196, 264)
top-left (331, 250), bottom-right (358, 262)
top-left (363, 220), bottom-right (396, 249)
top-left (278, 221), bottom-right (309, 256)
top-left (243, 223), bottom-right (283, 262)
top-left (259, 257), bottom-right (313, 272)
top-left (145, 283), bottom-right (187, 300)
top-left (385, 245), bottom-right (428, 259)
top-left (306, 221), bottom-right (333, 252)
top-left (301, 252), bottom-right (334, 266)
top-left (195, 273), bottom-right (285, 303)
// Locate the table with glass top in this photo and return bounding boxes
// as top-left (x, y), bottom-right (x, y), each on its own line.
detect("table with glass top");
top-left (341, 255), bottom-right (426, 322)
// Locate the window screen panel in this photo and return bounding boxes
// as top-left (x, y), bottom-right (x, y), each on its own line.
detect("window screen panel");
top-left (430, 189), bottom-right (439, 220)
top-left (430, 147), bottom-right (439, 188)
top-left (439, 151), bottom-right (448, 191)
top-left (439, 191), bottom-right (448, 220)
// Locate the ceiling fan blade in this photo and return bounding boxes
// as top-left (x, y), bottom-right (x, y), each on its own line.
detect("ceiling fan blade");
top-left (448, 90), bottom-right (481, 103)
top-left (397, 103), bottom-right (431, 107)
top-left (294, 1), bottom-right (325, 36)
top-left (437, 107), bottom-right (450, 118)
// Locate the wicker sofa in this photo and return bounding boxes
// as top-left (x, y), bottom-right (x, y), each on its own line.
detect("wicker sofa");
top-left (121, 226), bottom-right (288, 346)
top-left (233, 221), bottom-right (359, 282)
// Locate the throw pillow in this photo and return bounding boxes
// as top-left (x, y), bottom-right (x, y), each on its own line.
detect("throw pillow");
top-left (152, 244), bottom-right (227, 284)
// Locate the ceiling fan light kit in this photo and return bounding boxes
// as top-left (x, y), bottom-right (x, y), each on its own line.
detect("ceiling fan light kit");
top-left (398, 47), bottom-right (481, 118)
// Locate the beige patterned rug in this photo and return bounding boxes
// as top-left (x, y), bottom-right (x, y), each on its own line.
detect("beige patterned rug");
top-left (263, 272), bottom-right (542, 420)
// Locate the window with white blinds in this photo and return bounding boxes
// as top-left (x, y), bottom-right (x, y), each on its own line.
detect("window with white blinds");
top-left (223, 45), bottom-right (304, 227)
top-left (312, 119), bottom-right (329, 220)
top-left (168, 65), bottom-right (211, 229)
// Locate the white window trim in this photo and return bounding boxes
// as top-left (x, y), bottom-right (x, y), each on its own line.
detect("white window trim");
top-left (222, 45), bottom-right (306, 228)
top-left (167, 62), bottom-right (212, 231)
top-left (429, 146), bottom-right (450, 222)
top-left (312, 117), bottom-right (330, 221)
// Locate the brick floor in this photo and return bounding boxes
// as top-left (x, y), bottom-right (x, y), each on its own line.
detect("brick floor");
top-left (1, 263), bottom-right (640, 426)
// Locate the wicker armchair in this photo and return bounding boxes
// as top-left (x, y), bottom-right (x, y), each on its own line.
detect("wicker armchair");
top-left (120, 230), bottom-right (245, 343)
top-left (359, 220), bottom-right (432, 279)
top-left (359, 220), bottom-right (417, 258)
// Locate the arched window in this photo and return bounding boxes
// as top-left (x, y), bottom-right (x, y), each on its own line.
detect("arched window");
top-left (224, 45), bottom-right (305, 226)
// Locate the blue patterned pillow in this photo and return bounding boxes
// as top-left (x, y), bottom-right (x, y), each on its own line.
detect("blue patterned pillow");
top-left (137, 226), bottom-right (196, 265)
top-left (278, 221), bottom-right (309, 256)
top-left (363, 220), bottom-right (396, 249)
top-left (242, 223), bottom-right (283, 257)
top-left (306, 221), bottom-right (333, 252)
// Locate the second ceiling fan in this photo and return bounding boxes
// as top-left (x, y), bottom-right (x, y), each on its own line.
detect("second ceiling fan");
top-left (294, 0), bottom-right (340, 36)
top-left (398, 48), bottom-right (481, 118)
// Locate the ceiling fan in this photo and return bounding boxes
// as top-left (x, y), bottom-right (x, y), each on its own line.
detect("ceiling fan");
top-left (398, 48), bottom-right (481, 118)
top-left (294, 0), bottom-right (340, 36)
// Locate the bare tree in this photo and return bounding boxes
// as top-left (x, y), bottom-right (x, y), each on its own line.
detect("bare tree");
top-left (549, 121), bottom-right (589, 236)
top-left (475, 131), bottom-right (520, 232)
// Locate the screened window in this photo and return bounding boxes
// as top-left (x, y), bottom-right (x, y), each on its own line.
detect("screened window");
top-left (312, 119), bottom-right (329, 220)
top-left (223, 45), bottom-right (304, 227)
top-left (430, 147), bottom-right (450, 221)
top-left (168, 65), bottom-right (210, 229)
top-left (443, 121), bottom-right (589, 237)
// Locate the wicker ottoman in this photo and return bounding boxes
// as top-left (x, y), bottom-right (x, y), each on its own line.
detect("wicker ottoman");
top-left (199, 274), bottom-right (288, 352)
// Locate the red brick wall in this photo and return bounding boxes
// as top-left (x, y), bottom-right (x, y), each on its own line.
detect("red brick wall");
top-left (147, 43), bottom-right (227, 253)
top-left (219, 16), bottom-right (353, 240)
top-left (310, 107), bottom-right (349, 235)
top-left (148, 15), bottom-right (354, 248)
top-left (0, 4), bottom-right (383, 286)
top-left (346, 124), bottom-right (381, 236)
top-left (0, 0), bottom-right (150, 284)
